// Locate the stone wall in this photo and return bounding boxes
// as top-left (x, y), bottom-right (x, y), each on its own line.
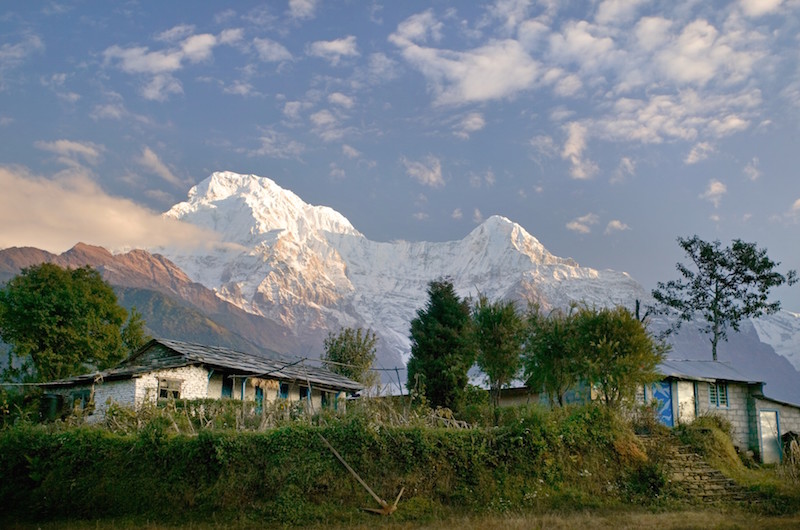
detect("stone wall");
top-left (695, 381), bottom-right (752, 450)
top-left (755, 397), bottom-right (800, 438)
top-left (134, 365), bottom-right (210, 404)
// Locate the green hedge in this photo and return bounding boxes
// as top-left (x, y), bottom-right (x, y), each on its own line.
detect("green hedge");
top-left (0, 405), bottom-right (661, 525)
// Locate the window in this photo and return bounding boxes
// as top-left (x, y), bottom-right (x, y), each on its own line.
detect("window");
top-left (71, 389), bottom-right (91, 410)
top-left (279, 382), bottom-right (289, 399)
top-left (255, 386), bottom-right (264, 414)
top-left (321, 391), bottom-right (339, 410)
top-left (158, 378), bottom-right (182, 399)
top-left (299, 386), bottom-right (309, 401)
top-left (221, 376), bottom-right (233, 398)
top-left (709, 382), bottom-right (728, 407)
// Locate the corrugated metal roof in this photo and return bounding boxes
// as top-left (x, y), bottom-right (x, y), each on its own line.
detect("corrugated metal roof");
top-left (44, 338), bottom-right (362, 391)
top-left (657, 359), bottom-right (762, 384)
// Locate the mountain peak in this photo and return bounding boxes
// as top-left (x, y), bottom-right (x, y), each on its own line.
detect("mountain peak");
top-left (166, 171), bottom-right (361, 243)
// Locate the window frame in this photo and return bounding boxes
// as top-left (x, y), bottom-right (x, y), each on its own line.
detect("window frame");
top-left (708, 382), bottom-right (728, 408)
top-left (158, 378), bottom-right (182, 400)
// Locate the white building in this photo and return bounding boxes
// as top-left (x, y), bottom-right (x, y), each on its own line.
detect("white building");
top-left (42, 338), bottom-right (362, 422)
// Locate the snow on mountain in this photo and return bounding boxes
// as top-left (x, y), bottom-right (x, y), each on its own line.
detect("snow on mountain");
top-left (159, 171), bottom-right (800, 403)
top-left (752, 311), bottom-right (800, 372)
top-left (161, 172), bottom-right (646, 367)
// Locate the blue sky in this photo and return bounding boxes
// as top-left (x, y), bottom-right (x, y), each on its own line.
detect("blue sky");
top-left (1, 0), bottom-right (799, 309)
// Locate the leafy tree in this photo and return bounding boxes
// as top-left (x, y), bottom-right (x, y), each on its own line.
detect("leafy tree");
top-left (473, 295), bottom-right (524, 407)
top-left (652, 236), bottom-right (797, 361)
top-left (573, 306), bottom-right (666, 408)
top-left (407, 279), bottom-right (475, 411)
top-left (522, 306), bottom-right (582, 407)
top-left (121, 307), bottom-right (150, 353)
top-left (0, 263), bottom-right (148, 382)
top-left (322, 327), bottom-right (378, 387)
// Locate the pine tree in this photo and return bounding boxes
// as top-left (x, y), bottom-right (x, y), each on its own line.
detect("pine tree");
top-left (407, 279), bottom-right (475, 411)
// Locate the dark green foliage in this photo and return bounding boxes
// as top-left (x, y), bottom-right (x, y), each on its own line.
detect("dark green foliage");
top-left (524, 305), bottom-right (664, 409)
top-left (408, 279), bottom-right (476, 411)
top-left (0, 403), bottom-right (673, 525)
top-left (323, 327), bottom-right (378, 387)
top-left (653, 236), bottom-right (797, 360)
top-left (572, 306), bottom-right (666, 408)
top-left (523, 306), bottom-right (582, 407)
top-left (472, 296), bottom-right (524, 408)
top-left (0, 264), bottom-right (146, 382)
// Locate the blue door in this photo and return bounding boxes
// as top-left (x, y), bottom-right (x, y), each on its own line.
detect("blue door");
top-left (648, 381), bottom-right (674, 427)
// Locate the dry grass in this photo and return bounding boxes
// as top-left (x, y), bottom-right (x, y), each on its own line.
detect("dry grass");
top-left (6, 509), bottom-right (800, 530)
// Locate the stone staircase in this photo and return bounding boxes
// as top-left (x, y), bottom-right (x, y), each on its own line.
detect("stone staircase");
top-left (638, 435), bottom-right (750, 503)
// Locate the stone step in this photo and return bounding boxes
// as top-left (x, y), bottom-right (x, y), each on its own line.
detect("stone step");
top-left (636, 434), bottom-right (751, 504)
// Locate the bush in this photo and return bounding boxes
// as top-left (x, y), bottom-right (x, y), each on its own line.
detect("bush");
top-left (0, 402), bottom-right (668, 524)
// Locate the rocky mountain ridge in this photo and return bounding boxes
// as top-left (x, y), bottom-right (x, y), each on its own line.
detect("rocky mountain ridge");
top-left (2, 170), bottom-right (798, 404)
top-left (156, 171), bottom-right (800, 404)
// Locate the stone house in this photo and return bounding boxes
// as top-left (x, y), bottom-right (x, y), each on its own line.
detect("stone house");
top-left (643, 359), bottom-right (800, 463)
top-left (41, 338), bottom-right (362, 423)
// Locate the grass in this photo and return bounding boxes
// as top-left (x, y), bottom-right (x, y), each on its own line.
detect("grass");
top-left (4, 508), bottom-right (800, 530)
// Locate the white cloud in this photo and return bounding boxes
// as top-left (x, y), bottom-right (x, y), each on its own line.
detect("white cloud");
top-left (454, 112), bottom-right (486, 139)
top-left (451, 208), bottom-right (463, 220)
top-left (484, 0), bottom-right (533, 34)
top-left (35, 139), bottom-right (104, 167)
top-left (182, 33), bottom-right (217, 62)
top-left (223, 80), bottom-right (255, 96)
top-left (329, 163), bottom-right (345, 179)
top-left (0, 166), bottom-right (218, 253)
top-left (402, 155), bottom-right (444, 188)
top-left (594, 88), bottom-right (762, 146)
top-left (0, 34), bottom-right (45, 72)
top-left (566, 213), bottom-right (599, 234)
top-left (104, 29), bottom-right (240, 100)
top-left (137, 147), bottom-right (183, 187)
top-left (700, 179), bottom-right (727, 208)
top-left (283, 100), bottom-right (307, 120)
top-left (310, 109), bottom-right (337, 128)
top-left (470, 169), bottom-right (496, 188)
top-left (364, 53), bottom-right (399, 83)
top-left (634, 17), bottom-right (673, 53)
top-left (308, 36), bottom-right (359, 66)
top-left (549, 20), bottom-right (617, 73)
top-left (289, 0), bottom-right (319, 20)
top-left (390, 13), bottom-right (539, 105)
top-left (142, 73), bottom-right (183, 101)
top-left (156, 25), bottom-right (196, 43)
top-left (604, 219), bottom-right (630, 234)
top-left (328, 92), bottom-right (354, 108)
top-left (219, 29), bottom-right (244, 45)
top-left (253, 38), bottom-right (292, 62)
top-left (744, 157), bottom-right (761, 180)
top-left (610, 157), bottom-right (635, 184)
top-left (792, 198), bottom-right (800, 214)
top-left (595, 0), bottom-right (646, 26)
top-left (655, 19), bottom-right (762, 87)
top-left (103, 45), bottom-right (183, 75)
top-left (740, 0), bottom-right (783, 17)
top-left (413, 212), bottom-right (429, 220)
top-left (250, 129), bottom-right (305, 158)
top-left (685, 142), bottom-right (715, 164)
top-left (391, 10), bottom-right (443, 44)
top-left (473, 208), bottom-right (484, 223)
top-left (562, 122), bottom-right (598, 179)
top-left (342, 144), bottom-right (360, 158)
top-left (530, 135), bottom-right (558, 158)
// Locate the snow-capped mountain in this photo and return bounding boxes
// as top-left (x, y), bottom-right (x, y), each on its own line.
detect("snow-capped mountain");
top-left (159, 171), bottom-right (800, 404)
top-left (751, 311), bottom-right (800, 372)
top-left (162, 171), bottom-right (648, 368)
